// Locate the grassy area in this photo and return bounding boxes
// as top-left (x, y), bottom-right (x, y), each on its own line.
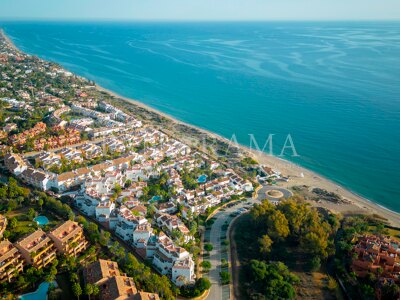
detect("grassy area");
top-left (5, 207), bottom-right (60, 242)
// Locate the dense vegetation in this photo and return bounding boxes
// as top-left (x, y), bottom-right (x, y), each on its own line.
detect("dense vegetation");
top-left (235, 196), bottom-right (339, 299)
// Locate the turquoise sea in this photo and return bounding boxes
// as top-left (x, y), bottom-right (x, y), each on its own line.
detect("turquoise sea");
top-left (1, 22), bottom-right (399, 213)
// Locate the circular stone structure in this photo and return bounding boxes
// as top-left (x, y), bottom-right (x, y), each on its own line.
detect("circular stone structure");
top-left (266, 190), bottom-right (284, 199)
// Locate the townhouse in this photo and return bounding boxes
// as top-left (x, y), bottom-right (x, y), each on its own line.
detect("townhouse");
top-left (33, 128), bottom-right (81, 151)
top-left (147, 232), bottom-right (195, 286)
top-left (20, 167), bottom-right (52, 191)
top-left (35, 151), bottom-right (62, 169)
top-left (352, 235), bottom-right (400, 282)
top-left (114, 206), bottom-right (148, 242)
top-left (154, 213), bottom-right (192, 243)
top-left (132, 224), bottom-right (153, 248)
top-left (96, 201), bottom-right (116, 223)
top-left (154, 202), bottom-right (178, 215)
top-left (9, 122), bottom-right (46, 147)
top-left (4, 152), bottom-right (28, 175)
top-left (58, 147), bottom-right (83, 163)
top-left (80, 143), bottom-right (103, 159)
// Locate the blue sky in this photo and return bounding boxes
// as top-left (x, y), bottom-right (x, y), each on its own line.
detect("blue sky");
top-left (0, 0), bottom-right (399, 21)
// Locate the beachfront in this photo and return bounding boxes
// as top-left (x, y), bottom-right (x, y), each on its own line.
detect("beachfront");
top-left (95, 83), bottom-right (400, 227)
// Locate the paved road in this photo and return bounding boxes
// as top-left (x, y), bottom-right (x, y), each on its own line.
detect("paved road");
top-left (205, 184), bottom-right (292, 300)
top-left (205, 198), bottom-right (260, 300)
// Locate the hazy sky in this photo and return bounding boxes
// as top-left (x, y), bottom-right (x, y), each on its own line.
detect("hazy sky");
top-left (0, 0), bottom-right (399, 21)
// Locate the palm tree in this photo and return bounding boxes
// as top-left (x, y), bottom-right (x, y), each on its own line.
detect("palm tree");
top-left (84, 283), bottom-right (93, 300)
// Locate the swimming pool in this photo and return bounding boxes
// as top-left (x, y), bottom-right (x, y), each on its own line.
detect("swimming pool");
top-left (34, 216), bottom-right (49, 226)
top-left (149, 196), bottom-right (162, 203)
top-left (19, 281), bottom-right (56, 300)
top-left (198, 175), bottom-right (207, 184)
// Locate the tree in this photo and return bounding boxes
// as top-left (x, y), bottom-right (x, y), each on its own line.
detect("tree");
top-left (204, 243), bottom-right (213, 252)
top-left (87, 222), bottom-right (99, 235)
top-left (92, 284), bottom-right (100, 298)
top-left (9, 217), bottom-right (18, 229)
top-left (259, 234), bottom-right (273, 255)
top-left (72, 283), bottom-right (82, 300)
top-left (38, 198), bottom-right (44, 211)
top-left (70, 273), bottom-right (79, 283)
top-left (381, 282), bottom-right (400, 300)
top-left (8, 199), bottom-right (17, 211)
top-left (195, 277), bottom-right (211, 292)
top-left (28, 208), bottom-right (36, 220)
top-left (100, 230), bottom-right (111, 246)
top-left (220, 271), bottom-right (230, 285)
top-left (201, 261), bottom-right (211, 272)
top-left (248, 260), bottom-right (299, 299)
top-left (360, 284), bottom-right (375, 299)
top-left (267, 210), bottom-right (290, 240)
top-left (308, 256), bottom-right (321, 272)
top-left (75, 215), bottom-right (88, 227)
top-left (84, 283), bottom-right (94, 300)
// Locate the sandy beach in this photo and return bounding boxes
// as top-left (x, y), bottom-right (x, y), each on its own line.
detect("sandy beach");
top-left (96, 85), bottom-right (400, 228)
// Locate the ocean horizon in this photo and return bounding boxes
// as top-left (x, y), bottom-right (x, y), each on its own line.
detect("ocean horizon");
top-left (1, 21), bottom-right (399, 213)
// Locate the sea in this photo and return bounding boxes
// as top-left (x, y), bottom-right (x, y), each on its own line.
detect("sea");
top-left (1, 21), bottom-right (399, 213)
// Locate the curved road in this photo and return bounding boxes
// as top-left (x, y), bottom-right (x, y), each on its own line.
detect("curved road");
top-left (205, 184), bottom-right (292, 300)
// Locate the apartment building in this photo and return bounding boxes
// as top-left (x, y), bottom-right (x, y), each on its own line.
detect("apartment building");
top-left (84, 259), bottom-right (159, 300)
top-left (15, 229), bottom-right (57, 269)
top-left (0, 240), bottom-right (25, 283)
top-left (48, 220), bottom-right (88, 257)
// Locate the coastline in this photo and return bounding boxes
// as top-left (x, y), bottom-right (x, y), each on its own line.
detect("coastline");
top-left (2, 29), bottom-right (399, 227)
top-left (96, 84), bottom-right (400, 227)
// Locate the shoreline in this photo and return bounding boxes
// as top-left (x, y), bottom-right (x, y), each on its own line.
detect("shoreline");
top-left (2, 29), bottom-right (399, 227)
top-left (96, 84), bottom-right (400, 227)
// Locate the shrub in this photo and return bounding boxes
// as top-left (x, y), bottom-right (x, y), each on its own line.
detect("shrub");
top-left (204, 243), bottom-right (213, 252)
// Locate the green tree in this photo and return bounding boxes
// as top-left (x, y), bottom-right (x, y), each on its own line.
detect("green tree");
top-left (92, 284), bottom-right (100, 298)
top-left (28, 208), bottom-right (36, 220)
top-left (70, 273), bottom-right (79, 283)
top-left (9, 217), bottom-right (18, 229)
top-left (38, 198), bottom-right (44, 211)
top-left (220, 271), bottom-right (230, 285)
top-left (201, 261), bottom-right (211, 272)
top-left (204, 243), bottom-right (213, 252)
top-left (195, 277), bottom-right (211, 292)
top-left (308, 256), bottom-right (321, 272)
top-left (72, 283), bottom-right (82, 300)
top-left (259, 234), bottom-right (273, 255)
top-left (249, 260), bottom-right (299, 299)
top-left (84, 283), bottom-right (94, 300)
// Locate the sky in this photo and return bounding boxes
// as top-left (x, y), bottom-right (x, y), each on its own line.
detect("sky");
top-left (0, 0), bottom-right (399, 21)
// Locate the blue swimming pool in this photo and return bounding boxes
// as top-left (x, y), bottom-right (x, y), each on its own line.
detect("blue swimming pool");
top-left (34, 216), bottom-right (49, 226)
top-left (198, 175), bottom-right (207, 184)
top-left (149, 195), bottom-right (162, 203)
top-left (20, 281), bottom-right (56, 300)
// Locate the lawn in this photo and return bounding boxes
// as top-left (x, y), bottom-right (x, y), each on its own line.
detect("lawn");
top-left (5, 207), bottom-right (60, 242)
